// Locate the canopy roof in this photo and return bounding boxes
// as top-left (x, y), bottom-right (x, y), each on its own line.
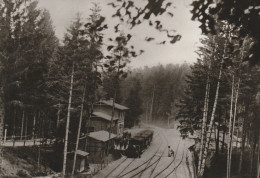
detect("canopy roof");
top-left (96, 99), bottom-right (129, 110)
top-left (92, 112), bottom-right (118, 121)
top-left (88, 130), bottom-right (116, 142)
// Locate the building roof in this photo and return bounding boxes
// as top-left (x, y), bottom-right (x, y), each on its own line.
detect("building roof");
top-left (88, 130), bottom-right (116, 142)
top-left (76, 150), bottom-right (89, 157)
top-left (92, 112), bottom-right (119, 121)
top-left (96, 100), bottom-right (129, 110)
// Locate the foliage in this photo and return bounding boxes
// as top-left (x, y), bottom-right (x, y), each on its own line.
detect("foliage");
top-left (191, 0), bottom-right (260, 65)
top-left (124, 78), bottom-right (142, 128)
top-left (0, 0), bottom-right (58, 137)
top-left (121, 63), bottom-right (190, 122)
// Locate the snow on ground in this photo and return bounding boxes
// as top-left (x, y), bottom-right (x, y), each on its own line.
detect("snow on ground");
top-left (94, 124), bottom-right (195, 178)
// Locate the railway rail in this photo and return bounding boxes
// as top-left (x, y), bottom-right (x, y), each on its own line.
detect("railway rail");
top-left (136, 130), bottom-right (170, 178)
top-left (165, 146), bottom-right (187, 178)
top-left (118, 129), bottom-right (173, 178)
top-left (104, 131), bottom-right (160, 178)
top-left (116, 132), bottom-right (163, 178)
top-left (99, 128), bottom-right (192, 178)
top-left (153, 140), bottom-right (182, 178)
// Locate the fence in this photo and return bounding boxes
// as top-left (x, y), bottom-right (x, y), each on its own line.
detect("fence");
top-left (3, 134), bottom-right (54, 147)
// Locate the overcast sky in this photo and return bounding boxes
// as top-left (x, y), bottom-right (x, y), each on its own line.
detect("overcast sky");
top-left (37, 0), bottom-right (203, 68)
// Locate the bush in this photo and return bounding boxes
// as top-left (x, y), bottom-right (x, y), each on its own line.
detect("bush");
top-left (16, 170), bottom-right (28, 177)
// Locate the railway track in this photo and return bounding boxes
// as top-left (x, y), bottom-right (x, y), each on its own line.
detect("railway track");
top-left (101, 128), bottom-right (191, 178)
top-left (165, 148), bottom-right (187, 178)
top-left (136, 130), bottom-right (170, 178)
top-left (117, 129), bottom-right (170, 178)
top-left (128, 130), bottom-right (169, 178)
top-left (116, 132), bottom-right (164, 178)
top-left (104, 131), bottom-right (161, 178)
top-left (153, 140), bottom-right (182, 178)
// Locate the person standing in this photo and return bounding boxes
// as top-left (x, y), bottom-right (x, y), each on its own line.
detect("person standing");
top-left (168, 146), bottom-right (171, 157)
top-left (171, 148), bottom-right (174, 157)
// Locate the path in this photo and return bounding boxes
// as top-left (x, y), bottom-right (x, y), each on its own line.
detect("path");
top-left (94, 125), bottom-right (195, 178)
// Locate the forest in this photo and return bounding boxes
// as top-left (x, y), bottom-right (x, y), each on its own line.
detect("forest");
top-left (121, 63), bottom-right (190, 127)
top-left (0, 0), bottom-right (259, 178)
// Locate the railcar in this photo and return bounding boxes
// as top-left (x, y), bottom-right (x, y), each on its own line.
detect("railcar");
top-left (125, 129), bottom-right (154, 158)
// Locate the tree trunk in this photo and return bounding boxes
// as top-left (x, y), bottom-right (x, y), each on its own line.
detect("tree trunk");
top-left (109, 53), bottom-right (122, 139)
top-left (216, 121), bottom-right (220, 154)
top-left (227, 75), bottom-right (235, 178)
top-left (109, 91), bottom-right (116, 138)
top-left (20, 111), bottom-right (24, 140)
top-left (146, 102), bottom-right (149, 123)
top-left (38, 111), bottom-right (41, 139)
top-left (25, 115), bottom-right (28, 140)
top-left (0, 87), bottom-right (5, 165)
top-left (62, 63), bottom-right (74, 177)
top-left (38, 141), bottom-right (41, 171)
top-left (198, 57), bottom-right (224, 178)
top-left (236, 128), bottom-right (239, 148)
top-left (238, 116), bottom-right (246, 173)
top-left (32, 111), bottom-right (36, 140)
top-left (250, 133), bottom-right (257, 178)
top-left (222, 109), bottom-right (228, 152)
top-left (198, 67), bottom-right (211, 172)
top-left (72, 84), bottom-right (86, 174)
top-left (228, 78), bottom-right (240, 178)
top-left (13, 109), bottom-right (16, 137)
top-left (37, 111), bottom-right (43, 172)
top-left (257, 131), bottom-right (260, 178)
top-left (57, 102), bottom-right (61, 128)
top-left (150, 84), bottom-right (155, 121)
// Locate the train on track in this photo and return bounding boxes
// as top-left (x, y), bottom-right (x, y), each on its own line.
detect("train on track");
top-left (125, 129), bottom-right (154, 158)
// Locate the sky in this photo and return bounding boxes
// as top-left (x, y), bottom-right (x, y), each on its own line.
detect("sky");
top-left (37, 0), bottom-right (203, 68)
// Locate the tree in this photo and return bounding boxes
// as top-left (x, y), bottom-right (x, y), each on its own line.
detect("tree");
top-left (72, 4), bottom-right (105, 174)
top-left (124, 79), bottom-right (142, 128)
top-left (60, 15), bottom-right (85, 177)
top-left (103, 33), bottom-right (133, 137)
top-left (177, 19), bottom-right (259, 177)
top-left (0, 0), bottom-right (57, 167)
top-left (191, 0), bottom-right (260, 65)
top-left (108, 0), bottom-right (181, 45)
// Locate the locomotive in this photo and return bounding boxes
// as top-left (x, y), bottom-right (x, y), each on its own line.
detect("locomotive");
top-left (125, 130), bottom-right (154, 158)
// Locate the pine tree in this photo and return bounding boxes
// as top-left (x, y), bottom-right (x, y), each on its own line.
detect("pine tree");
top-left (125, 79), bottom-right (142, 128)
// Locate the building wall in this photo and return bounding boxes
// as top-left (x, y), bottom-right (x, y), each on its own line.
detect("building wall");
top-left (86, 137), bottom-right (114, 164)
top-left (88, 117), bottom-right (117, 133)
top-left (93, 105), bottom-right (126, 134)
top-left (93, 105), bottom-right (126, 121)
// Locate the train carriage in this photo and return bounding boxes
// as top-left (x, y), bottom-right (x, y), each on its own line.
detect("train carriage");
top-left (125, 129), bottom-right (154, 158)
